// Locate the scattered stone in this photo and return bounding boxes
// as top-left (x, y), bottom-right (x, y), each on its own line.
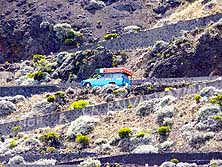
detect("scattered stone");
top-left (95, 138), bottom-right (108, 145)
top-left (197, 104), bottom-right (221, 122)
top-left (29, 159), bottom-right (57, 165)
top-left (0, 100), bottom-right (16, 116)
top-left (95, 143), bottom-right (112, 154)
top-left (123, 25), bottom-right (141, 33)
top-left (8, 155), bottom-right (25, 165)
top-left (77, 158), bottom-right (101, 167)
top-left (84, 0), bottom-right (106, 11)
top-left (32, 100), bottom-right (59, 114)
top-left (66, 116), bottom-right (99, 138)
top-left (177, 162), bottom-right (197, 167)
top-left (160, 161), bottom-right (176, 167)
top-left (136, 100), bottom-right (155, 117)
top-left (200, 87), bottom-right (220, 97)
top-left (132, 144), bottom-right (158, 153)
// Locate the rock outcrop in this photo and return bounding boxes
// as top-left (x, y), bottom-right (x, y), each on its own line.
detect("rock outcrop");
top-left (145, 19), bottom-right (222, 78)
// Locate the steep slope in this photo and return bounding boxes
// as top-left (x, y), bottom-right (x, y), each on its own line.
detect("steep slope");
top-left (144, 16), bottom-right (222, 78)
top-left (0, 0), bottom-right (160, 63)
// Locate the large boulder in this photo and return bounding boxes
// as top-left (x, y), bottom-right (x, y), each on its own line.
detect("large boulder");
top-left (113, 1), bottom-right (142, 13)
top-left (83, 0), bottom-right (106, 11)
top-left (31, 100), bottom-right (59, 114)
top-left (66, 116), bottom-right (99, 138)
top-left (0, 100), bottom-right (16, 116)
top-left (52, 47), bottom-right (113, 81)
top-left (8, 155), bottom-right (25, 165)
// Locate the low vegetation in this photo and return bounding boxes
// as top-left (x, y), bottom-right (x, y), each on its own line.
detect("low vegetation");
top-left (68, 100), bottom-right (89, 110)
top-left (209, 94), bottom-right (222, 106)
top-left (157, 126), bottom-right (171, 135)
top-left (104, 33), bottom-right (119, 40)
top-left (118, 127), bottom-right (132, 138)
top-left (76, 135), bottom-right (90, 148)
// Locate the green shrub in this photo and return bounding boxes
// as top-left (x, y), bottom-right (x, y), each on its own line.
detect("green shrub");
top-left (39, 132), bottom-right (60, 146)
top-left (132, 27), bottom-right (141, 31)
top-left (212, 115), bottom-right (222, 121)
top-left (104, 33), bottom-right (119, 40)
top-left (64, 38), bottom-right (74, 45)
top-left (76, 135), bottom-right (90, 147)
top-left (157, 126), bottom-right (171, 135)
top-left (9, 139), bottom-right (17, 149)
top-left (12, 125), bottom-right (22, 132)
top-left (68, 100), bottom-right (89, 110)
top-left (27, 71), bottom-right (46, 80)
top-left (46, 146), bottom-right (56, 153)
top-left (209, 94), bottom-right (222, 106)
top-left (194, 94), bottom-right (201, 102)
top-left (33, 71), bottom-right (46, 80)
top-left (128, 104), bottom-right (133, 109)
top-left (75, 31), bottom-right (83, 38)
top-left (47, 95), bottom-right (56, 103)
top-left (54, 91), bottom-right (65, 98)
top-left (26, 73), bottom-right (34, 78)
top-left (136, 131), bottom-right (146, 138)
top-left (171, 158), bottom-right (179, 164)
top-left (67, 29), bottom-right (75, 38)
top-left (118, 127), bottom-right (132, 138)
top-left (146, 86), bottom-right (153, 91)
top-left (164, 87), bottom-right (173, 91)
top-left (40, 150), bottom-right (46, 154)
top-left (33, 54), bottom-right (45, 62)
top-left (211, 164), bottom-right (217, 167)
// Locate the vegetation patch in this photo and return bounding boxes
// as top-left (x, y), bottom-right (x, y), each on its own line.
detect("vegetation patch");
top-left (118, 127), bottom-right (132, 138)
top-left (9, 138), bottom-right (17, 149)
top-left (39, 132), bottom-right (60, 147)
top-left (157, 126), bottom-right (171, 135)
top-left (47, 95), bottom-right (56, 103)
top-left (68, 100), bottom-right (89, 110)
top-left (12, 125), bottom-right (22, 133)
top-left (33, 54), bottom-right (45, 62)
top-left (46, 146), bottom-right (56, 153)
top-left (54, 91), bottom-right (65, 98)
top-left (104, 33), bottom-right (119, 40)
top-left (171, 158), bottom-right (179, 164)
top-left (136, 130), bottom-right (146, 138)
top-left (212, 115), bottom-right (222, 121)
top-left (209, 94), bottom-right (222, 106)
top-left (26, 71), bottom-right (46, 81)
top-left (194, 94), bottom-right (201, 102)
top-left (76, 135), bottom-right (90, 148)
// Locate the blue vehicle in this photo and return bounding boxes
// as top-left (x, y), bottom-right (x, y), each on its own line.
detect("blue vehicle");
top-left (81, 67), bottom-right (133, 87)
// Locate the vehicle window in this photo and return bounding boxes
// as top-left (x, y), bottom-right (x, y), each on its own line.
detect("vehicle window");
top-left (104, 74), bottom-right (113, 78)
top-left (113, 73), bottom-right (122, 78)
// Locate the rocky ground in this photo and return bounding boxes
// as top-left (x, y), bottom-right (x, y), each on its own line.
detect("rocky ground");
top-left (0, 86), bottom-right (222, 166)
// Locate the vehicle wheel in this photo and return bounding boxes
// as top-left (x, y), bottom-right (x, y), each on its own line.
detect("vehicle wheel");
top-left (84, 83), bottom-right (92, 88)
top-left (109, 82), bottom-right (116, 85)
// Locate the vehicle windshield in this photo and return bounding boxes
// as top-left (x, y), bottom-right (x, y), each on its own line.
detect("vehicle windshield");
top-left (102, 73), bottom-right (123, 78)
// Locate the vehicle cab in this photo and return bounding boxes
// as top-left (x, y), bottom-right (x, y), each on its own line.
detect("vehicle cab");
top-left (81, 67), bottom-right (133, 87)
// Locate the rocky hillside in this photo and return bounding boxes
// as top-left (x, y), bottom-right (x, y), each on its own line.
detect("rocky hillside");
top-left (0, 0), bottom-right (163, 63)
top-left (144, 16), bottom-right (222, 78)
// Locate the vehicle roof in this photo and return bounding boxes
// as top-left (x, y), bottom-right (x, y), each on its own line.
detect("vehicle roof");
top-left (96, 67), bottom-right (133, 76)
